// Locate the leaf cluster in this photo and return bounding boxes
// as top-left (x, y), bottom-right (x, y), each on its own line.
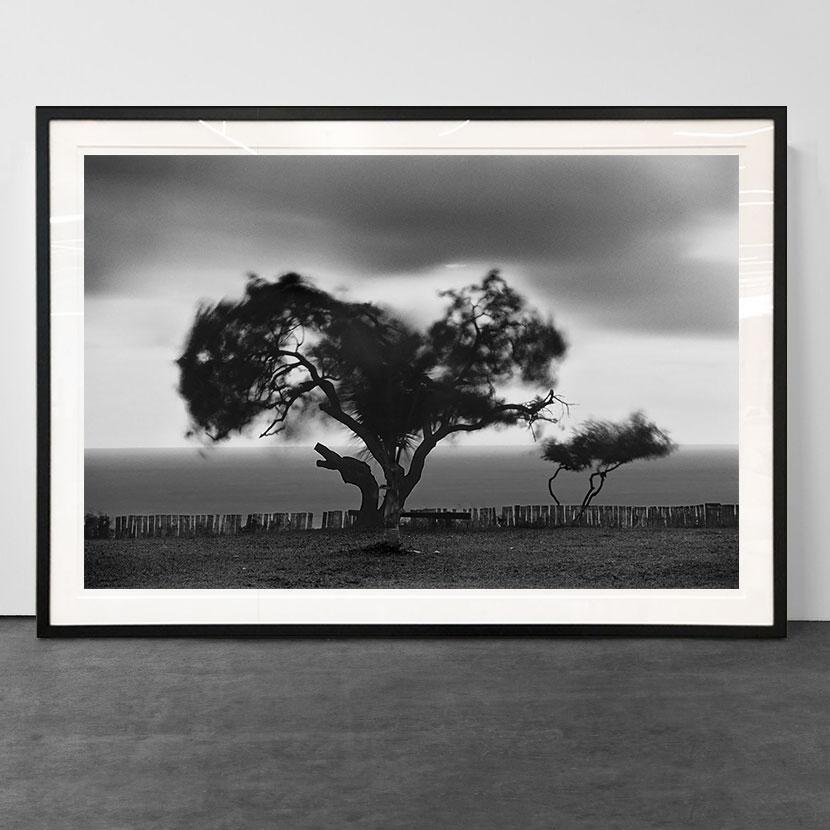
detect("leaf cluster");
top-left (542, 412), bottom-right (676, 473)
top-left (178, 270), bottom-right (569, 458)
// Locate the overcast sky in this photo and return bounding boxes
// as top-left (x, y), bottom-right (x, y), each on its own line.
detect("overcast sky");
top-left (85, 153), bottom-right (738, 448)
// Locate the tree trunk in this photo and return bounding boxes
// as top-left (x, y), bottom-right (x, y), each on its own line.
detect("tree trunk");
top-left (381, 464), bottom-right (406, 549)
top-left (547, 465), bottom-right (564, 506)
top-left (570, 463), bottom-right (623, 526)
top-left (313, 443), bottom-right (382, 528)
top-left (571, 470), bottom-right (606, 526)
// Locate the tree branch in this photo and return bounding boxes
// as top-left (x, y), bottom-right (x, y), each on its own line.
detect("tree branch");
top-left (313, 443), bottom-right (380, 515)
top-left (402, 427), bottom-right (437, 497)
top-left (274, 346), bottom-right (391, 467)
top-left (436, 390), bottom-right (570, 439)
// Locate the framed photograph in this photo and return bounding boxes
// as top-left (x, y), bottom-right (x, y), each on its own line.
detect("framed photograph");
top-left (37, 106), bottom-right (786, 636)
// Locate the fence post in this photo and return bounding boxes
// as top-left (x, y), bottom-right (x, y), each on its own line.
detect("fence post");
top-left (705, 503), bottom-right (722, 528)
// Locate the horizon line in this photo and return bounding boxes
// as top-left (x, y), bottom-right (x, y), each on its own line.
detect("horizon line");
top-left (86, 442), bottom-right (740, 451)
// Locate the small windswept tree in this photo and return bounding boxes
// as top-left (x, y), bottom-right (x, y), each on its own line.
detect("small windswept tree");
top-left (542, 412), bottom-right (676, 523)
top-left (177, 270), bottom-right (569, 546)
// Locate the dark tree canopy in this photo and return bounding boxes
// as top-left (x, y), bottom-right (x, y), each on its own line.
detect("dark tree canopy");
top-left (178, 270), bottom-right (568, 537)
top-left (542, 412), bottom-right (676, 518)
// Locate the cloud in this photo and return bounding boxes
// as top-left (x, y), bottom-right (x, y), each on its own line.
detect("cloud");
top-left (85, 153), bottom-right (737, 336)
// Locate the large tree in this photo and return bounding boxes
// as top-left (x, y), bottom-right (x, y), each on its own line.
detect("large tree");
top-left (178, 270), bottom-right (568, 544)
top-left (542, 412), bottom-right (675, 523)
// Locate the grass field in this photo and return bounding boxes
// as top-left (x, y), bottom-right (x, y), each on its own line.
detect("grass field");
top-left (85, 527), bottom-right (738, 589)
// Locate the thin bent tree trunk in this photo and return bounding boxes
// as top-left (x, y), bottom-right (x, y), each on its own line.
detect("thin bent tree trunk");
top-left (570, 462), bottom-right (623, 526)
top-left (547, 465), bottom-right (564, 506)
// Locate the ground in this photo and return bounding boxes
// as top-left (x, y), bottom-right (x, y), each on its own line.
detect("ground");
top-left (5, 619), bottom-right (828, 828)
top-left (85, 527), bottom-right (738, 589)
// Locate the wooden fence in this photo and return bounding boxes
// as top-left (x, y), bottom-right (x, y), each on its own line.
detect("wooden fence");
top-left (85, 503), bottom-right (737, 540)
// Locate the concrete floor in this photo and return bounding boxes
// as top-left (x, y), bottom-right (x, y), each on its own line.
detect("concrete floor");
top-left (1, 620), bottom-right (829, 829)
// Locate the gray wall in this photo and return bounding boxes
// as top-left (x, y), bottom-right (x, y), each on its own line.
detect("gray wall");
top-left (0, 1), bottom-right (824, 617)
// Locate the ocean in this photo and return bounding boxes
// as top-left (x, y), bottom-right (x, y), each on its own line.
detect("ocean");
top-left (85, 445), bottom-right (738, 523)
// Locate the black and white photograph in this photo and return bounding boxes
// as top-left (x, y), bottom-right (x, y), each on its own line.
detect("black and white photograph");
top-left (83, 149), bottom-right (740, 591)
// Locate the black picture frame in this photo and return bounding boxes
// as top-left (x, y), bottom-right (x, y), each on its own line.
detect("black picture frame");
top-left (36, 106), bottom-right (787, 638)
